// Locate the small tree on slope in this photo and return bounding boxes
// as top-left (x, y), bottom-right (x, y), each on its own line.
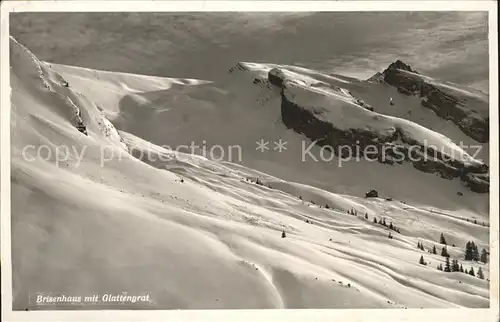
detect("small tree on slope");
top-left (465, 241), bottom-right (472, 260)
top-left (472, 243), bottom-right (479, 261)
top-left (480, 249), bottom-right (489, 263)
top-left (419, 256), bottom-right (426, 265)
top-left (477, 267), bottom-right (484, 279)
top-left (465, 241), bottom-right (480, 261)
top-left (444, 257), bottom-right (451, 272)
top-left (440, 233), bottom-right (447, 245)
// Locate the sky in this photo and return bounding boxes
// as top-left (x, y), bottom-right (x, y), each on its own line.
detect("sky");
top-left (10, 12), bottom-right (489, 92)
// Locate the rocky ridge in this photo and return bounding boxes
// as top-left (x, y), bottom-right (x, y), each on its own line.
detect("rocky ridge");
top-left (266, 64), bottom-right (489, 193)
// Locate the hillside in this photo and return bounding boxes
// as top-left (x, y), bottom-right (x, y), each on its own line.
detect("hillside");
top-left (9, 37), bottom-right (490, 310)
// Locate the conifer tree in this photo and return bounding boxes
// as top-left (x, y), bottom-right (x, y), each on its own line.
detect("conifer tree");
top-left (373, 217), bottom-right (377, 224)
top-left (389, 222), bottom-right (394, 230)
top-left (281, 231), bottom-right (286, 238)
top-left (325, 204), bottom-right (330, 209)
top-left (444, 257), bottom-right (451, 272)
top-left (470, 241), bottom-right (476, 260)
top-left (365, 213), bottom-right (368, 220)
top-left (480, 248), bottom-right (488, 264)
top-left (441, 246), bottom-right (449, 258)
top-left (437, 264), bottom-right (443, 271)
top-left (465, 241), bottom-right (472, 260)
top-left (432, 245), bottom-right (437, 254)
top-left (469, 267), bottom-right (475, 277)
top-left (471, 242), bottom-right (479, 261)
top-left (460, 264), bottom-right (464, 273)
top-left (440, 233), bottom-right (447, 245)
top-left (419, 255), bottom-right (426, 265)
top-left (477, 267), bottom-right (484, 280)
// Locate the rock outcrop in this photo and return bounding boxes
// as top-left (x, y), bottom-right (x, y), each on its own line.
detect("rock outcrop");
top-left (74, 117), bottom-right (88, 136)
top-left (268, 67), bottom-right (489, 193)
top-left (365, 190), bottom-right (379, 198)
top-left (268, 68), bottom-right (287, 87)
top-left (381, 60), bottom-right (489, 143)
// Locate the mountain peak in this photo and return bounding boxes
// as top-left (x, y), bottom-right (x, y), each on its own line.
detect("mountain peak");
top-left (384, 60), bottom-right (417, 73)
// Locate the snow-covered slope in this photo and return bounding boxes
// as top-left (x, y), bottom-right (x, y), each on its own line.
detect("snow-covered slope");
top-left (9, 37), bottom-right (490, 310)
top-left (50, 58), bottom-right (490, 213)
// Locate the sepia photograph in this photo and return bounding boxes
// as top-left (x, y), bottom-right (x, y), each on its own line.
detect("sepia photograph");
top-left (1, 1), bottom-right (498, 321)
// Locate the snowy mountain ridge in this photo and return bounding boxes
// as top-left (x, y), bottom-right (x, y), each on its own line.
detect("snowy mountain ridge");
top-left (228, 61), bottom-right (489, 193)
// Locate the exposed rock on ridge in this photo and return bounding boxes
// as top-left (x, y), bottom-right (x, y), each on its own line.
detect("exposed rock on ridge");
top-left (267, 67), bottom-right (489, 193)
top-left (381, 60), bottom-right (488, 143)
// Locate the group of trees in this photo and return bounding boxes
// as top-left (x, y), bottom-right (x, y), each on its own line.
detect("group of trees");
top-left (464, 241), bottom-right (488, 263)
top-left (373, 217), bottom-right (401, 234)
top-left (435, 257), bottom-right (485, 279)
top-left (417, 235), bottom-right (488, 280)
top-left (249, 177), bottom-right (273, 189)
top-left (417, 241), bottom-right (449, 257)
top-left (465, 217), bottom-right (487, 227)
top-left (435, 234), bottom-right (488, 264)
top-left (418, 255), bottom-right (485, 279)
top-left (359, 213), bottom-right (398, 238)
top-left (464, 241), bottom-right (480, 261)
top-left (417, 241), bottom-right (426, 251)
top-left (438, 257), bottom-right (461, 272)
top-left (323, 209), bottom-right (402, 239)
